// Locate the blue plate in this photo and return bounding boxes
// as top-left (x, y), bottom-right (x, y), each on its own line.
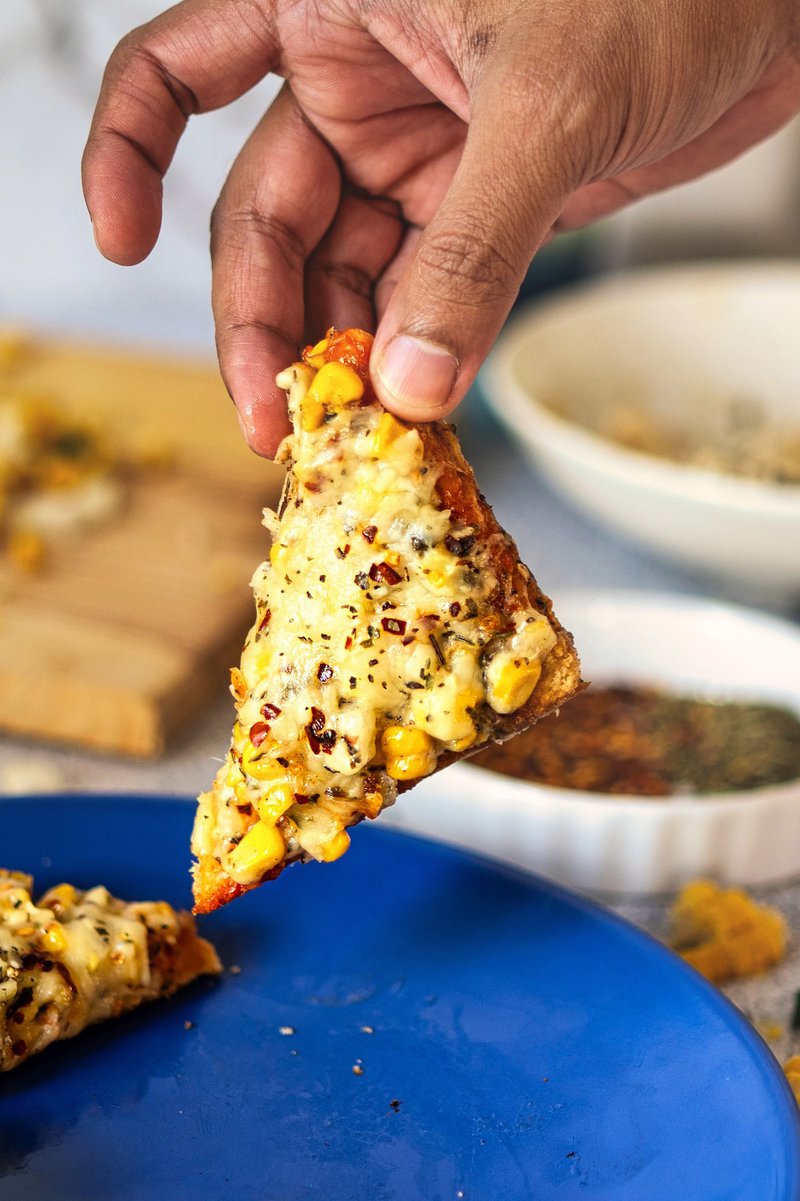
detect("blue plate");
top-left (1, 795), bottom-right (798, 1201)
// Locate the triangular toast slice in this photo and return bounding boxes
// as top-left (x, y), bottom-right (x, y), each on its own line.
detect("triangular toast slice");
top-left (1, 870), bottom-right (221, 1071)
top-left (192, 329), bottom-right (582, 912)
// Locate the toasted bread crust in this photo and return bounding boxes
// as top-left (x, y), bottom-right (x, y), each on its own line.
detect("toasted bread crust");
top-left (150, 910), bottom-right (223, 986)
top-left (193, 853), bottom-right (282, 916)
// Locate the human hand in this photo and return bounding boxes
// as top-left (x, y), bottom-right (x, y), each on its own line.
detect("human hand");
top-left (83, 0), bottom-right (800, 455)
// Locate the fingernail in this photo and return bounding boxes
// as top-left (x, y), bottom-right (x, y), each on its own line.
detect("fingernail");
top-left (374, 335), bottom-right (458, 414)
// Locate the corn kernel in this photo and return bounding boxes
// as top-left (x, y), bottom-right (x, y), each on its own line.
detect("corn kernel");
top-left (449, 731), bottom-right (477, 752)
top-left (40, 922), bottom-right (68, 956)
top-left (485, 656), bottom-right (542, 715)
top-left (229, 667), bottom-right (247, 702)
top-left (420, 547), bottom-right (459, 593)
top-left (256, 782), bottom-right (295, 825)
top-left (361, 790), bottom-right (383, 819)
top-left (241, 744), bottom-right (283, 781)
top-left (319, 829), bottom-right (351, 862)
top-left (410, 648), bottom-right (482, 743)
top-left (420, 698), bottom-right (479, 745)
top-left (232, 779), bottom-right (251, 807)
top-left (304, 337), bottom-right (329, 368)
top-left (371, 411), bottom-right (408, 456)
top-left (40, 883), bottom-right (77, 914)
top-left (226, 822), bottom-right (286, 885)
top-left (382, 725), bottom-right (437, 780)
top-left (310, 361), bottom-right (364, 408)
top-left (270, 541), bottom-right (288, 568)
top-left (300, 396), bottom-right (325, 432)
top-left (392, 752), bottom-right (438, 780)
top-left (382, 726), bottom-right (434, 757)
top-left (239, 636), bottom-right (272, 687)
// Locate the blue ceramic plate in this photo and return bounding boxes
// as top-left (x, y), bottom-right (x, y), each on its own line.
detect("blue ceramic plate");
top-left (1, 795), bottom-right (798, 1201)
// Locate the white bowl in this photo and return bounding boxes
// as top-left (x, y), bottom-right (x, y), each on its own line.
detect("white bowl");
top-left (381, 591), bottom-right (800, 895)
top-left (482, 262), bottom-right (800, 599)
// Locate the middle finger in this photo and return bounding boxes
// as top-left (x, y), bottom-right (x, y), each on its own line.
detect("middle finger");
top-left (211, 86), bottom-right (340, 457)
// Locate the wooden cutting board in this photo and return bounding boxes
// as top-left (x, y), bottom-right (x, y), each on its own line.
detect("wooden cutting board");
top-left (0, 336), bottom-right (285, 756)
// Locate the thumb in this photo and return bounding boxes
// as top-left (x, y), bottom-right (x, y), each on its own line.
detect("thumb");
top-left (371, 73), bottom-right (583, 420)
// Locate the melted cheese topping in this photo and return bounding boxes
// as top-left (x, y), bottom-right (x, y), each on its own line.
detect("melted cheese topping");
top-left (0, 871), bottom-right (205, 1070)
top-left (193, 332), bottom-right (557, 889)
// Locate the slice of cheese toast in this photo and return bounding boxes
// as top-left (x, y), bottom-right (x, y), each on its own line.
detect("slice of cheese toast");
top-left (192, 328), bottom-right (582, 912)
top-left (0, 870), bottom-right (221, 1071)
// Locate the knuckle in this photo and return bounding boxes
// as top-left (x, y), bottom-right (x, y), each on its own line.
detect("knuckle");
top-left (106, 32), bottom-right (197, 121)
top-left (305, 259), bottom-right (373, 301)
top-left (109, 27), bottom-right (145, 67)
top-left (413, 225), bottom-right (520, 308)
top-left (211, 206), bottom-right (305, 276)
top-left (107, 29), bottom-right (159, 88)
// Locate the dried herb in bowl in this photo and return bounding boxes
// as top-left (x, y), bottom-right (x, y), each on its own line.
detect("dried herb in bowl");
top-left (472, 686), bottom-right (800, 796)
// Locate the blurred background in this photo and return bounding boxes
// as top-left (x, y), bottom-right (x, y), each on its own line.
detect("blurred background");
top-left (2, 0), bottom-right (279, 349)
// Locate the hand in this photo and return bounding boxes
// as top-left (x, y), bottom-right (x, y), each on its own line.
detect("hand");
top-left (83, 0), bottom-right (800, 454)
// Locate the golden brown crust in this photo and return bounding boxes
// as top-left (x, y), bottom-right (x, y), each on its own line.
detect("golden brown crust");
top-left (192, 854), bottom-right (246, 916)
top-left (193, 853), bottom-right (283, 916)
top-left (149, 911), bottom-right (222, 988)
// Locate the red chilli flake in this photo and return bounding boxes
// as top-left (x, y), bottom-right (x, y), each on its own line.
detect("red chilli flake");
top-left (258, 608), bottom-right (272, 632)
top-left (381, 617), bottom-right (407, 636)
top-left (249, 721), bottom-right (270, 748)
top-left (317, 662), bottom-right (334, 683)
top-left (305, 707), bottom-right (338, 754)
top-left (370, 561), bottom-right (402, 586)
top-left (309, 707), bottom-right (325, 734)
top-left (345, 636), bottom-right (353, 650)
top-left (362, 525), bottom-right (377, 544)
top-left (261, 703), bottom-right (282, 720)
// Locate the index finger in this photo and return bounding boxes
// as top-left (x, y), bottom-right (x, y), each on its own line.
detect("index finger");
top-left (82, 0), bottom-right (280, 265)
